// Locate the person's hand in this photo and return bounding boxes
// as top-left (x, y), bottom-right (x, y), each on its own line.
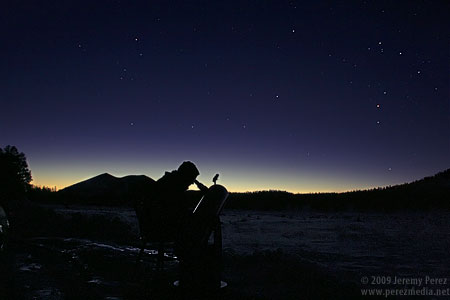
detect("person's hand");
top-left (194, 180), bottom-right (208, 193)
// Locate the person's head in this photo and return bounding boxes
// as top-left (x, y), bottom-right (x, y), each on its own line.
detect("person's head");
top-left (177, 161), bottom-right (200, 184)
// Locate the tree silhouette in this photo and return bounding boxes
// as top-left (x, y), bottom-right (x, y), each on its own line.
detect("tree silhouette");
top-left (0, 145), bottom-right (32, 209)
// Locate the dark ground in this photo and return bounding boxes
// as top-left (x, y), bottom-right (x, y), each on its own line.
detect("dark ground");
top-left (1, 236), bottom-right (365, 300)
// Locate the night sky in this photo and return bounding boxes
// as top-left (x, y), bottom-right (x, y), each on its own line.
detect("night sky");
top-left (1, 1), bottom-right (449, 192)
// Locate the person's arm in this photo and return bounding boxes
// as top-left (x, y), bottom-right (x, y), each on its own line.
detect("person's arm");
top-left (194, 180), bottom-right (208, 193)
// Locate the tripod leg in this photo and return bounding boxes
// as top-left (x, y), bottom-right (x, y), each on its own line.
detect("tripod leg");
top-left (212, 217), bottom-right (223, 289)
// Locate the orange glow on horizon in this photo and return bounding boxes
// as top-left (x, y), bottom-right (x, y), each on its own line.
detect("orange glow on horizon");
top-left (31, 172), bottom-right (389, 194)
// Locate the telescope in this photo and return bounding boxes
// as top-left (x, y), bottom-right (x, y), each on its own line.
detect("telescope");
top-left (176, 180), bottom-right (229, 291)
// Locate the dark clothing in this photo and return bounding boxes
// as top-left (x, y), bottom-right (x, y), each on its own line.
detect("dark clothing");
top-left (153, 170), bottom-right (192, 231)
top-left (155, 171), bottom-right (192, 205)
top-left (137, 170), bottom-right (197, 242)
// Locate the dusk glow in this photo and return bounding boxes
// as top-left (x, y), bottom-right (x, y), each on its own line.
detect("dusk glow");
top-left (2, 1), bottom-right (449, 192)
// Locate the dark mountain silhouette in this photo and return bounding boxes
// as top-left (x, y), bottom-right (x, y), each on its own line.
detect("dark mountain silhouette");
top-left (58, 173), bottom-right (155, 206)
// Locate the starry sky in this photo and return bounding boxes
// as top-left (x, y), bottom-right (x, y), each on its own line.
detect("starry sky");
top-left (1, 1), bottom-right (449, 193)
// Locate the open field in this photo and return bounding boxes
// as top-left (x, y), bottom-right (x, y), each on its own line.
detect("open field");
top-left (2, 205), bottom-right (450, 299)
top-left (48, 205), bottom-right (450, 279)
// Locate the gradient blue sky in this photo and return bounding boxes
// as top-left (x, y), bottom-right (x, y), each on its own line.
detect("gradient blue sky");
top-left (1, 1), bottom-right (449, 192)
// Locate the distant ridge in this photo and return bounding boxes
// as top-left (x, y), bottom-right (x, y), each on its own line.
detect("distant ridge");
top-left (403, 168), bottom-right (450, 189)
top-left (58, 173), bottom-right (155, 206)
top-left (225, 168), bottom-right (450, 211)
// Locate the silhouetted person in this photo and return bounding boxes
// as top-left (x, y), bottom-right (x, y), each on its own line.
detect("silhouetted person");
top-left (134, 162), bottom-right (228, 290)
top-left (134, 161), bottom-right (208, 267)
top-left (137, 161), bottom-right (207, 241)
top-left (153, 161), bottom-right (207, 231)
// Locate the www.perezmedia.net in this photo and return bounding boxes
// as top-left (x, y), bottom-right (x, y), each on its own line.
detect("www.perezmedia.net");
top-left (360, 275), bottom-right (450, 298)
